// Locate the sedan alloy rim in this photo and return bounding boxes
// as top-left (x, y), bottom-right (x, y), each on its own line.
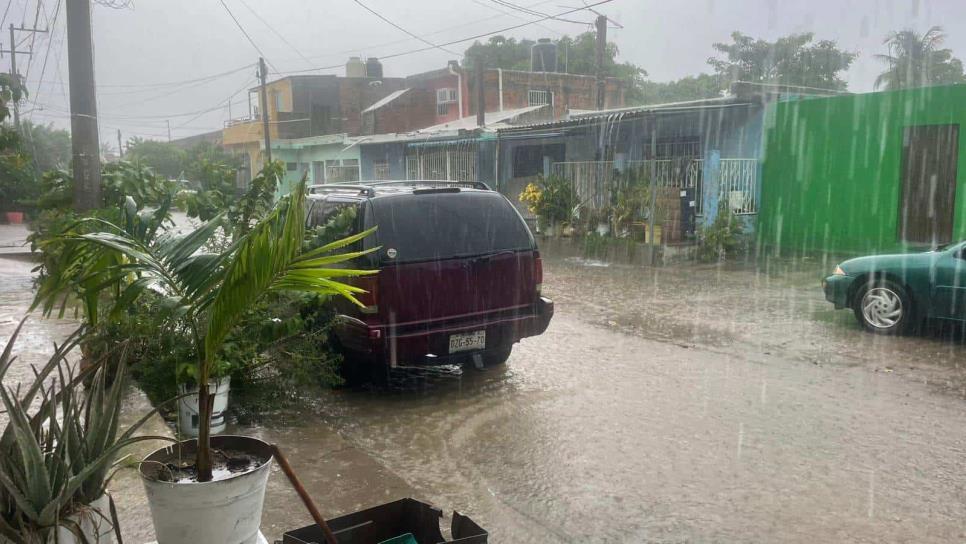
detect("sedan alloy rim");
top-left (861, 287), bottom-right (903, 329)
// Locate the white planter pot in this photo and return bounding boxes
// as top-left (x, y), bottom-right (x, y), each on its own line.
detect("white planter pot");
top-left (596, 222), bottom-right (611, 236)
top-left (140, 436), bottom-right (273, 544)
top-left (49, 494), bottom-right (114, 543)
top-left (177, 377), bottom-right (230, 437)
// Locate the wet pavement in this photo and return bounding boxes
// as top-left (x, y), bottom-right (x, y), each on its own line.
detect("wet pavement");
top-left (252, 249), bottom-right (966, 543)
top-left (5, 244), bottom-right (966, 542)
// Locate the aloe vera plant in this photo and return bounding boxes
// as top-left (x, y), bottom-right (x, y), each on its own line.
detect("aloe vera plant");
top-left (34, 173), bottom-right (377, 482)
top-left (0, 320), bottom-right (168, 542)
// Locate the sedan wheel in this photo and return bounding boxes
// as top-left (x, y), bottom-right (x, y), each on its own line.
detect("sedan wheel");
top-left (861, 287), bottom-right (903, 329)
top-left (853, 280), bottom-right (912, 335)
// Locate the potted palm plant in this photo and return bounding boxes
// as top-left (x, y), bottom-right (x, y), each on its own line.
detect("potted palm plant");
top-left (37, 176), bottom-right (377, 543)
top-left (0, 321), bottom-right (168, 543)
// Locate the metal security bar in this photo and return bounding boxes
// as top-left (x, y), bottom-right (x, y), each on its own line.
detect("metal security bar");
top-left (550, 159), bottom-right (703, 210)
top-left (718, 159), bottom-right (759, 215)
top-left (373, 162), bottom-right (391, 180)
top-left (405, 149), bottom-right (478, 182)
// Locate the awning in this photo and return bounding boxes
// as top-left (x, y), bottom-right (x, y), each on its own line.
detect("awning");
top-left (406, 138), bottom-right (479, 149)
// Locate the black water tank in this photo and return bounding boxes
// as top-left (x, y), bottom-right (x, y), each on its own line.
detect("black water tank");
top-left (366, 57), bottom-right (383, 78)
top-left (531, 38), bottom-right (557, 72)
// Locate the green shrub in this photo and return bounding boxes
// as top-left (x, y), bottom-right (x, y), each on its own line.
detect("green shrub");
top-left (696, 202), bottom-right (746, 262)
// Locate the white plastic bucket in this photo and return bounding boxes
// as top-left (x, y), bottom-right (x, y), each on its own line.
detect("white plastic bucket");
top-left (140, 436), bottom-right (273, 544)
top-left (177, 377), bottom-right (230, 437)
top-left (50, 494), bottom-right (114, 543)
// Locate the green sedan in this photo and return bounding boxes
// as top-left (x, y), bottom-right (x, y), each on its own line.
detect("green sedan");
top-left (823, 242), bottom-right (966, 334)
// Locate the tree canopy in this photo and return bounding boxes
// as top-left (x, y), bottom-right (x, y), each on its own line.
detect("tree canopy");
top-left (708, 32), bottom-right (856, 91)
top-left (463, 33), bottom-right (648, 103)
top-left (875, 26), bottom-right (965, 90)
top-left (639, 74), bottom-right (722, 105)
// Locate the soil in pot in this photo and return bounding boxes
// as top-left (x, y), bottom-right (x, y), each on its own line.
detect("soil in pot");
top-left (141, 441), bottom-right (270, 484)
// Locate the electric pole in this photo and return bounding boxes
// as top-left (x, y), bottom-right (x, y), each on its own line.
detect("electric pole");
top-left (66, 0), bottom-right (101, 211)
top-left (594, 14), bottom-right (607, 111)
top-left (166, 119), bottom-right (171, 142)
top-left (475, 56), bottom-right (485, 127)
top-left (258, 57), bottom-right (271, 164)
top-left (4, 23), bottom-right (47, 131)
top-left (117, 129), bottom-right (123, 158)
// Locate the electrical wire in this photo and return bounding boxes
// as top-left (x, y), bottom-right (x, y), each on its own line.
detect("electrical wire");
top-left (22, 0), bottom-right (59, 124)
top-left (469, 0), bottom-right (562, 37)
top-left (351, 0), bottom-right (460, 56)
top-left (218, 0), bottom-right (278, 73)
top-left (487, 0), bottom-right (589, 25)
top-left (236, 0), bottom-right (313, 69)
top-left (278, 0), bottom-right (613, 75)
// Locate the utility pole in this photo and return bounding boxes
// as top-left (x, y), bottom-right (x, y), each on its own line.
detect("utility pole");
top-left (475, 57), bottom-right (485, 127)
top-left (594, 14), bottom-right (607, 111)
top-left (258, 57), bottom-right (271, 164)
top-left (4, 23), bottom-right (47, 131)
top-left (166, 119), bottom-right (171, 142)
top-left (116, 129), bottom-right (123, 158)
top-left (66, 0), bottom-right (101, 211)
top-left (8, 25), bottom-right (19, 129)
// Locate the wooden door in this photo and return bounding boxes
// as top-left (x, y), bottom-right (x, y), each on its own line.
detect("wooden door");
top-left (899, 124), bottom-right (959, 246)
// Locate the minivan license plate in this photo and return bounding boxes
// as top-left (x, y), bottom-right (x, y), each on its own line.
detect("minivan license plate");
top-left (449, 330), bottom-right (485, 353)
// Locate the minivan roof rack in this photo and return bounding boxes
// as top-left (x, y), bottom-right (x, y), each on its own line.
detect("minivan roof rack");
top-left (307, 184), bottom-right (375, 197)
top-left (362, 180), bottom-right (492, 191)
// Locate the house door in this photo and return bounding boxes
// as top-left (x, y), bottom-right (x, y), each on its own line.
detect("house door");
top-left (898, 124), bottom-right (959, 246)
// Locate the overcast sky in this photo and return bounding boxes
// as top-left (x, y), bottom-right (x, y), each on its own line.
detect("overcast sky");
top-left (8, 0), bottom-right (965, 148)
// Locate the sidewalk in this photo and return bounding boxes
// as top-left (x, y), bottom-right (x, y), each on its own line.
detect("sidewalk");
top-left (0, 223), bottom-right (31, 256)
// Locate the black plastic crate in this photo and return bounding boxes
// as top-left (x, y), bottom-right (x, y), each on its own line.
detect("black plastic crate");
top-left (282, 498), bottom-right (487, 544)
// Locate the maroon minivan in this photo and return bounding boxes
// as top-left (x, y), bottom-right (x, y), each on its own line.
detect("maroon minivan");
top-left (306, 181), bottom-right (553, 377)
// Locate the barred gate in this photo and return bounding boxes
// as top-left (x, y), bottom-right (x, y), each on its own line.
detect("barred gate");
top-left (719, 159), bottom-right (758, 215)
top-left (405, 149), bottom-right (478, 181)
top-left (550, 159), bottom-right (703, 211)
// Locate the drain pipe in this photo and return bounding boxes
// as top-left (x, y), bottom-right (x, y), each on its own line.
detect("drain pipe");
top-left (448, 61), bottom-right (463, 119)
top-left (498, 68), bottom-right (504, 111)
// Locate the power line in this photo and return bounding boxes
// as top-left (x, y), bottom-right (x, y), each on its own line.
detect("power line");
top-left (278, 0), bottom-right (614, 76)
top-left (351, 0), bottom-right (460, 57)
top-left (487, 0), bottom-right (589, 25)
top-left (218, 0), bottom-right (278, 72)
top-left (0, 0), bottom-right (13, 31)
top-left (268, 0), bottom-right (559, 65)
top-left (236, 0), bottom-right (312, 69)
top-left (24, 0), bottom-right (59, 123)
top-left (470, 0), bottom-right (562, 37)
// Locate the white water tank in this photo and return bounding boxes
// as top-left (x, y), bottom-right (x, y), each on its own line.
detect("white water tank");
top-left (346, 56), bottom-right (366, 78)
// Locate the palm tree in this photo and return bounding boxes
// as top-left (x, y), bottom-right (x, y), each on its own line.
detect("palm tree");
top-left (34, 174), bottom-right (377, 481)
top-left (875, 26), bottom-right (966, 90)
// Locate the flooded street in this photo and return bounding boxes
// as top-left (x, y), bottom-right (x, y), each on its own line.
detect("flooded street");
top-left (254, 249), bottom-right (966, 543)
top-left (5, 248), bottom-right (966, 543)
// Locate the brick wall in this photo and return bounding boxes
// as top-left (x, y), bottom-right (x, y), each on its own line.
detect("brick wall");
top-left (363, 89), bottom-right (436, 135)
top-left (468, 69), bottom-right (624, 119)
top-left (338, 78), bottom-right (408, 136)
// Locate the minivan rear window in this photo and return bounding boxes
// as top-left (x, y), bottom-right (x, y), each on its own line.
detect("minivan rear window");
top-left (369, 192), bottom-right (533, 263)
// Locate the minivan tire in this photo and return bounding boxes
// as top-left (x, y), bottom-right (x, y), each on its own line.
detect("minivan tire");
top-left (852, 278), bottom-right (913, 335)
top-left (482, 346), bottom-right (513, 366)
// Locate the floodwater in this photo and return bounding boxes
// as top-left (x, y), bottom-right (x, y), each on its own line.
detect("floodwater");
top-left (5, 249), bottom-right (966, 543)
top-left (253, 249), bottom-right (966, 543)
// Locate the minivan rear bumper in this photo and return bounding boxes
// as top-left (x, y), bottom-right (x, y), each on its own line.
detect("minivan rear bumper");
top-left (334, 297), bottom-right (554, 366)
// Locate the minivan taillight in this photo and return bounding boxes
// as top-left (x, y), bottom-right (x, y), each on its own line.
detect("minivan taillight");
top-left (354, 275), bottom-right (379, 314)
top-left (534, 253), bottom-right (543, 295)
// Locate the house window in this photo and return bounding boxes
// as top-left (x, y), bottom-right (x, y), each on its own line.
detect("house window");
top-left (528, 90), bottom-right (552, 107)
top-left (437, 103), bottom-right (449, 116)
top-left (274, 92), bottom-right (284, 112)
top-left (437, 88), bottom-right (456, 104)
top-left (286, 162), bottom-right (298, 171)
top-left (373, 162), bottom-right (390, 179)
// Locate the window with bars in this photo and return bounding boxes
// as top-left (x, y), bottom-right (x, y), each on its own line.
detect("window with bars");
top-left (437, 88), bottom-right (457, 104)
top-left (528, 90), bottom-right (552, 107)
top-left (437, 103), bottom-right (449, 116)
